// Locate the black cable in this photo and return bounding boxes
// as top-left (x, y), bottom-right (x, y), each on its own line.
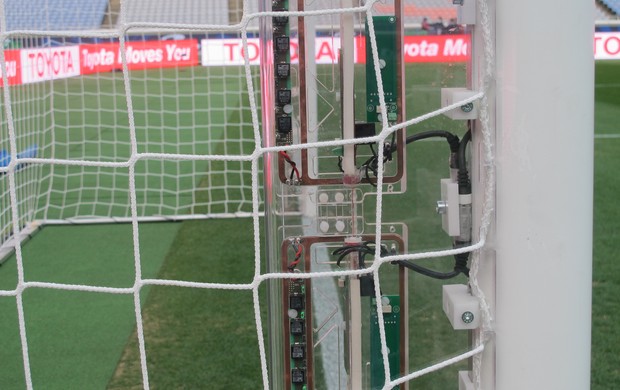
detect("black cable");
top-left (384, 131), bottom-right (396, 163)
top-left (403, 130), bottom-right (461, 171)
top-left (360, 132), bottom-right (396, 187)
top-left (402, 130), bottom-right (460, 153)
top-left (394, 251), bottom-right (469, 280)
top-left (352, 129), bottom-right (462, 183)
top-left (452, 125), bottom-right (473, 276)
top-left (389, 127), bottom-right (472, 279)
top-left (332, 241), bottom-right (470, 280)
top-left (362, 151), bottom-right (378, 186)
top-left (453, 252), bottom-right (470, 277)
top-left (334, 128), bottom-right (473, 279)
top-left (362, 129), bottom-right (461, 173)
top-left (332, 241), bottom-right (388, 267)
top-left (458, 127), bottom-right (472, 194)
top-left (368, 142), bottom-right (377, 158)
top-left (338, 130), bottom-right (461, 184)
top-left (458, 129), bottom-right (471, 172)
top-left (394, 260), bottom-right (460, 280)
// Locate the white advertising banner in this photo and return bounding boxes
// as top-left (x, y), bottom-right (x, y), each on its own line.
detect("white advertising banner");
top-left (201, 37), bottom-right (343, 66)
top-left (20, 46), bottom-right (81, 84)
top-left (595, 32), bottom-right (620, 60)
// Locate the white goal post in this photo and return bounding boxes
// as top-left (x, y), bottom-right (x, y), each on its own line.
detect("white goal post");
top-left (0, 0), bottom-right (593, 389)
top-left (471, 0), bottom-right (594, 388)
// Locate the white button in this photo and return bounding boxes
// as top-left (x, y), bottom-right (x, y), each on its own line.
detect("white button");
top-left (335, 220), bottom-right (345, 232)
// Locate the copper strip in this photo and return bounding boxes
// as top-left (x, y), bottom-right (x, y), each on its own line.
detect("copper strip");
top-left (281, 232), bottom-right (405, 388)
top-left (279, 5), bottom-right (405, 186)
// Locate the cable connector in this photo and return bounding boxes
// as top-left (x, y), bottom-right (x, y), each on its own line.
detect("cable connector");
top-left (442, 284), bottom-right (480, 330)
top-left (438, 178), bottom-right (461, 237)
top-left (441, 88), bottom-right (478, 120)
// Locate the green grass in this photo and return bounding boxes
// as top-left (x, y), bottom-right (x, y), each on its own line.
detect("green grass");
top-left (0, 60), bottom-right (618, 390)
top-left (0, 222), bottom-right (181, 389)
top-left (107, 218), bottom-right (262, 389)
top-left (592, 141), bottom-right (620, 389)
top-left (594, 62), bottom-right (620, 134)
top-left (591, 61), bottom-right (620, 390)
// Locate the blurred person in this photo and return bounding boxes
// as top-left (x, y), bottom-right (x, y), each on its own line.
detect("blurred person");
top-left (421, 17), bottom-right (431, 34)
top-left (446, 18), bottom-right (463, 34)
top-left (432, 16), bottom-right (445, 34)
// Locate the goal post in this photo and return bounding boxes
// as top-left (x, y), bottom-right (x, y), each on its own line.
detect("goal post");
top-left (470, 0), bottom-right (594, 388)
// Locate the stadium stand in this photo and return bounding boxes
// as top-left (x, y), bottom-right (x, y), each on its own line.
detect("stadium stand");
top-left (596, 3), bottom-right (616, 20)
top-left (119, 0), bottom-right (456, 31)
top-left (599, 0), bottom-right (620, 16)
top-left (2, 0), bottom-right (613, 35)
top-left (121, 0), bottom-right (229, 26)
top-left (4, 0), bottom-right (108, 31)
top-left (244, 0), bottom-right (457, 28)
top-left (373, 0), bottom-right (456, 24)
top-left (250, 0), bottom-right (456, 28)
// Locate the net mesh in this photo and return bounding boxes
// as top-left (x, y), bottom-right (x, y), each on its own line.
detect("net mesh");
top-left (0, 0), bottom-right (494, 388)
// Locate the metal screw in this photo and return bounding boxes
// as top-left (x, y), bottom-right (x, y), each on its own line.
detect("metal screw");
top-left (436, 200), bottom-right (448, 214)
top-left (462, 311), bottom-right (475, 324)
top-left (461, 102), bottom-right (474, 113)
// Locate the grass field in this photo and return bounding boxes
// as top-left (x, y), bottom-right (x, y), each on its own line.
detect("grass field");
top-left (0, 60), bottom-right (618, 389)
top-left (591, 61), bottom-right (620, 389)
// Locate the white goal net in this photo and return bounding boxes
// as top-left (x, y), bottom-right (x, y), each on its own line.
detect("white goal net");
top-left (0, 0), bottom-right (495, 389)
top-left (0, 1), bottom-right (259, 247)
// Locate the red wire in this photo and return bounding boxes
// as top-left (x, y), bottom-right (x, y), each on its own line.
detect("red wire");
top-left (288, 243), bottom-right (303, 271)
top-left (279, 151), bottom-right (301, 181)
top-left (291, 166), bottom-right (301, 180)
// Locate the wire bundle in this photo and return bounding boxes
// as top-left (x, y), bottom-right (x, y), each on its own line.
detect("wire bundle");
top-left (279, 151), bottom-right (301, 183)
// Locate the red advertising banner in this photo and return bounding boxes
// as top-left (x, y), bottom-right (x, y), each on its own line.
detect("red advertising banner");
top-left (80, 42), bottom-right (118, 74)
top-left (0, 33), bottom-right (616, 88)
top-left (80, 39), bottom-right (198, 74)
top-left (403, 35), bottom-right (469, 63)
top-left (122, 40), bottom-right (198, 70)
top-left (355, 35), bottom-right (470, 64)
top-left (0, 50), bottom-right (21, 86)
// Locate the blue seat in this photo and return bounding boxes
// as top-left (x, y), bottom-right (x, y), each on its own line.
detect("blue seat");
top-left (0, 144), bottom-right (38, 172)
top-left (4, 0), bottom-right (108, 31)
top-left (600, 0), bottom-right (620, 15)
top-left (0, 149), bottom-right (9, 168)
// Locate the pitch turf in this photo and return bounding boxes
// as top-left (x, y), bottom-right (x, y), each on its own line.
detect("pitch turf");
top-left (591, 61), bottom-right (620, 390)
top-left (0, 61), bottom-right (618, 389)
top-left (0, 222), bottom-right (181, 389)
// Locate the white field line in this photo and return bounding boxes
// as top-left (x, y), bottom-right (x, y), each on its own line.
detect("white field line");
top-left (595, 83), bottom-right (620, 88)
top-left (399, 133), bottom-right (620, 140)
